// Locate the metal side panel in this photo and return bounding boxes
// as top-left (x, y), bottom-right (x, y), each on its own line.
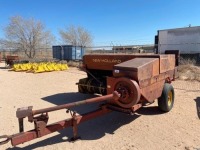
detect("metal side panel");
top-left (83, 54), bottom-right (161, 71)
top-left (113, 58), bottom-right (159, 81)
top-left (160, 55), bottom-right (175, 73)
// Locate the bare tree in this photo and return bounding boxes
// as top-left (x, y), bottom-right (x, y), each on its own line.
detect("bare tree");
top-left (59, 25), bottom-right (93, 47)
top-left (0, 16), bottom-right (54, 58)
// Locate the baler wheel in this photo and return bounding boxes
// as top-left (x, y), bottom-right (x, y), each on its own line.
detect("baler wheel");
top-left (158, 83), bottom-right (174, 112)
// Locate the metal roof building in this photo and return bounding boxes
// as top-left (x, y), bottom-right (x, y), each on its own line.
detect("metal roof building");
top-left (155, 26), bottom-right (200, 54)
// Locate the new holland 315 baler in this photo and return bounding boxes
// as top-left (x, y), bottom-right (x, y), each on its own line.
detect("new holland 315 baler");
top-left (0, 53), bottom-right (178, 147)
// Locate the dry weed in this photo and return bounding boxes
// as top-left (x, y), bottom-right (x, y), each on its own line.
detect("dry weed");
top-left (67, 61), bottom-right (82, 68)
top-left (179, 57), bottom-right (196, 65)
top-left (178, 64), bottom-right (200, 81)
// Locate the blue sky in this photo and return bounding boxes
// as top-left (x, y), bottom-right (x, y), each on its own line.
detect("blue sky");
top-left (0, 0), bottom-right (200, 46)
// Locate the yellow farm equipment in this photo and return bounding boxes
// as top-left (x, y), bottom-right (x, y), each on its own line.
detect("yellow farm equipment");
top-left (12, 62), bottom-right (69, 73)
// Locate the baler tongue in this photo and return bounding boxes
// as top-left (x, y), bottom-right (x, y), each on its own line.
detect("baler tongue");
top-left (0, 91), bottom-right (120, 146)
top-left (0, 135), bottom-right (11, 145)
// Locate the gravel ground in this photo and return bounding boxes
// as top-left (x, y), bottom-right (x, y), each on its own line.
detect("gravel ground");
top-left (0, 62), bottom-right (200, 150)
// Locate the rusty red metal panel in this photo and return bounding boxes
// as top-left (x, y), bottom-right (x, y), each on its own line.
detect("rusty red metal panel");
top-left (113, 58), bottom-right (159, 81)
top-left (140, 80), bottom-right (165, 103)
top-left (152, 58), bottom-right (160, 77)
top-left (138, 70), bottom-right (175, 88)
top-left (83, 54), bottom-right (134, 70)
top-left (83, 54), bottom-right (162, 71)
top-left (160, 55), bottom-right (175, 73)
top-left (11, 131), bottom-right (37, 146)
top-left (106, 76), bottom-right (116, 95)
top-left (108, 69), bottom-right (175, 104)
top-left (84, 54), bottom-right (175, 74)
top-left (165, 50), bottom-right (180, 66)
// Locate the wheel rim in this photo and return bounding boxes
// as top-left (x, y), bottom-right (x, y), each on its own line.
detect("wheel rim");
top-left (168, 91), bottom-right (173, 106)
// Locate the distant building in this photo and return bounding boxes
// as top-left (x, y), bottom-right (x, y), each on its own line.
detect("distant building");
top-left (112, 45), bottom-right (155, 53)
top-left (155, 26), bottom-right (200, 64)
top-left (155, 26), bottom-right (200, 54)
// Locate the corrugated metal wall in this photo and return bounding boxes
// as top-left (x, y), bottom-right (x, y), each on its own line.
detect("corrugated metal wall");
top-left (52, 45), bottom-right (85, 61)
top-left (52, 46), bottom-right (62, 60)
top-left (158, 26), bottom-right (200, 54)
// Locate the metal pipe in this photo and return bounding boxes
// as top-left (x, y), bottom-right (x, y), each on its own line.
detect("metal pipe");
top-left (32, 91), bottom-right (120, 115)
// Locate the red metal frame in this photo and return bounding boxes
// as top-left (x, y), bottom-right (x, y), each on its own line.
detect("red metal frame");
top-left (11, 105), bottom-right (111, 146)
top-left (0, 103), bottom-right (143, 146)
top-left (0, 92), bottom-right (127, 146)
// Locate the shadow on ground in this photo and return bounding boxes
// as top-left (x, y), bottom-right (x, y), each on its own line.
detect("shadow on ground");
top-left (7, 93), bottom-right (162, 150)
top-left (194, 97), bottom-right (200, 119)
top-left (41, 92), bottom-right (100, 113)
top-left (0, 66), bottom-right (9, 69)
top-left (137, 105), bottom-right (164, 116)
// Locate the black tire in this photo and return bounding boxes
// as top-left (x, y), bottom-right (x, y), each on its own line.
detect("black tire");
top-left (158, 83), bottom-right (174, 112)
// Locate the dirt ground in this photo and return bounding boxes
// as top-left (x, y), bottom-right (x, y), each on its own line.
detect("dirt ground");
top-left (0, 62), bottom-right (200, 150)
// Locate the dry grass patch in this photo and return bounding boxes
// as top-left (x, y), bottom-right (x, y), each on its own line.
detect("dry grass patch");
top-left (67, 61), bottom-right (82, 68)
top-left (178, 65), bottom-right (200, 81)
top-left (178, 58), bottom-right (200, 81)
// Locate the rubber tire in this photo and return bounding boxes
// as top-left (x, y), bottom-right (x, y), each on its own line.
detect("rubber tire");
top-left (158, 83), bottom-right (174, 112)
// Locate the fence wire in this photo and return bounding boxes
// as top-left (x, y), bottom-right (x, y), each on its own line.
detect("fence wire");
top-left (0, 43), bottom-right (200, 63)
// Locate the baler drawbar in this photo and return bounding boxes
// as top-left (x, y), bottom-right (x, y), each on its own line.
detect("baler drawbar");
top-left (0, 91), bottom-right (121, 146)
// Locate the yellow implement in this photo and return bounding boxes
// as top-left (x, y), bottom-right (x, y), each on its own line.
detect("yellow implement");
top-left (12, 62), bottom-right (69, 73)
